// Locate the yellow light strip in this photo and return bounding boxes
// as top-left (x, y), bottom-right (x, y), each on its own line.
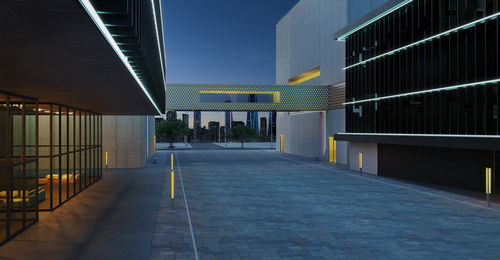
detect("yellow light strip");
top-left (280, 135), bottom-right (284, 153)
top-left (329, 137), bottom-right (334, 163)
top-left (288, 67), bottom-right (320, 85)
top-left (486, 168), bottom-right (492, 194)
top-left (359, 153), bottom-right (363, 169)
top-left (199, 90), bottom-right (281, 103)
top-left (199, 90), bottom-right (276, 94)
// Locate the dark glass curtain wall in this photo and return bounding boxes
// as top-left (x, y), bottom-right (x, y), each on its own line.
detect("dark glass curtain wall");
top-left (38, 104), bottom-right (102, 211)
top-left (0, 92), bottom-right (38, 244)
top-left (0, 91), bottom-right (102, 245)
top-left (345, 0), bottom-right (500, 135)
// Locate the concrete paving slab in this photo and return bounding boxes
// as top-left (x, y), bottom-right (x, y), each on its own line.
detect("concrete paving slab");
top-left (213, 142), bottom-right (275, 149)
top-left (168, 149), bottom-right (500, 259)
top-left (0, 152), bottom-right (168, 260)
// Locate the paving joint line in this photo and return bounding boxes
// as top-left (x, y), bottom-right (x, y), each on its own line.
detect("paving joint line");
top-left (175, 151), bottom-right (199, 260)
top-left (258, 150), bottom-right (500, 213)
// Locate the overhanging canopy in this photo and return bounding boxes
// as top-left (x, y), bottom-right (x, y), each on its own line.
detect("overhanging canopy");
top-left (0, 0), bottom-right (165, 115)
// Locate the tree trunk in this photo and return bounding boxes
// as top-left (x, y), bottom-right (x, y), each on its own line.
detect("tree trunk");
top-left (169, 137), bottom-right (175, 148)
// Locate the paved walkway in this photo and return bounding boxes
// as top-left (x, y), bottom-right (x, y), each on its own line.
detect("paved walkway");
top-left (213, 142), bottom-right (275, 149)
top-left (1, 150), bottom-right (500, 259)
top-left (0, 152), bottom-right (167, 260)
top-left (153, 150), bottom-right (500, 259)
top-left (157, 143), bottom-right (192, 150)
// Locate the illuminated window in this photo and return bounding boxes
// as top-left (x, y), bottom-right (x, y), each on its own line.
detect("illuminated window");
top-left (199, 91), bottom-right (280, 103)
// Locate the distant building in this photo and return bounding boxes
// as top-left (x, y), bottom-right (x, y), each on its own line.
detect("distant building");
top-left (269, 111), bottom-right (276, 137)
top-left (260, 117), bottom-right (267, 137)
top-left (246, 111), bottom-right (259, 133)
top-left (182, 114), bottom-right (189, 127)
top-left (167, 110), bottom-right (177, 119)
top-left (208, 121), bottom-right (220, 141)
top-left (225, 111), bottom-right (232, 134)
top-left (194, 111), bottom-right (201, 141)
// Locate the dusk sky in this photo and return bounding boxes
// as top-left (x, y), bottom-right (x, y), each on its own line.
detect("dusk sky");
top-left (162, 0), bottom-right (299, 84)
top-left (162, 0), bottom-right (299, 127)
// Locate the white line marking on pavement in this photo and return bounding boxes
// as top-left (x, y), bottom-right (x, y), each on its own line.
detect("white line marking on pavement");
top-left (259, 150), bottom-right (500, 213)
top-left (175, 152), bottom-right (200, 260)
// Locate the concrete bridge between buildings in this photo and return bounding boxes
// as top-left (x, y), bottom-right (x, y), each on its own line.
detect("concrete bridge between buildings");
top-left (165, 83), bottom-right (331, 111)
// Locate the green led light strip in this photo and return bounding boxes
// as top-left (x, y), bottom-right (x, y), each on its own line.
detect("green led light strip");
top-left (336, 132), bottom-right (500, 138)
top-left (79, 0), bottom-right (162, 114)
top-left (337, 0), bottom-right (413, 41)
top-left (343, 78), bottom-right (500, 105)
top-left (343, 12), bottom-right (500, 70)
top-left (151, 0), bottom-right (167, 94)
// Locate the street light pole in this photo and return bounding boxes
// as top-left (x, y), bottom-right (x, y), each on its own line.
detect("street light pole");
top-left (270, 111), bottom-right (273, 149)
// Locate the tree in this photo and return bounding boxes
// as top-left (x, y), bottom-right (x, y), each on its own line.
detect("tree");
top-left (156, 118), bottom-right (188, 148)
top-left (228, 125), bottom-right (256, 148)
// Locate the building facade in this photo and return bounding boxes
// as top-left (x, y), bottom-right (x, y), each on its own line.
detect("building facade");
top-left (0, 0), bottom-right (165, 244)
top-left (335, 0), bottom-right (500, 191)
top-left (276, 0), bottom-right (388, 161)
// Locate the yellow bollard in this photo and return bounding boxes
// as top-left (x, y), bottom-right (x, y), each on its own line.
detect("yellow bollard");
top-left (171, 153), bottom-right (174, 171)
top-left (280, 135), bottom-right (284, 153)
top-left (171, 154), bottom-right (175, 199)
top-left (334, 140), bottom-right (337, 164)
top-left (105, 151), bottom-right (108, 168)
top-left (171, 170), bottom-right (175, 199)
top-left (328, 137), bottom-right (333, 163)
top-left (486, 167), bottom-right (492, 206)
top-left (359, 152), bottom-right (363, 176)
top-left (154, 135), bottom-right (157, 154)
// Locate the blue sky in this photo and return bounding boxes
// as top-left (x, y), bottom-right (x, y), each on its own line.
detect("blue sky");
top-left (162, 0), bottom-right (299, 85)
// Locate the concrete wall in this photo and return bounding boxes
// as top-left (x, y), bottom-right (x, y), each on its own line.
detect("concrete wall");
top-left (276, 112), bottom-right (322, 159)
top-left (326, 109), bottom-right (348, 164)
top-left (102, 115), bottom-right (155, 169)
top-left (275, 0), bottom-right (389, 163)
top-left (349, 142), bottom-right (378, 175)
top-left (347, 0), bottom-right (389, 24)
top-left (276, 0), bottom-right (347, 86)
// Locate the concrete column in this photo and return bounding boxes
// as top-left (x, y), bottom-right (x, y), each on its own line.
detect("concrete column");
top-left (349, 142), bottom-right (378, 175)
top-left (102, 115), bottom-right (155, 169)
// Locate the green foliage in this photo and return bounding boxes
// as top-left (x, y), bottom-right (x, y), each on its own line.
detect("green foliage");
top-left (156, 118), bottom-right (188, 147)
top-left (228, 125), bottom-right (257, 148)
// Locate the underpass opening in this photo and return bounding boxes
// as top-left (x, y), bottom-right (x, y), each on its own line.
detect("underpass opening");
top-left (156, 110), bottom-right (277, 150)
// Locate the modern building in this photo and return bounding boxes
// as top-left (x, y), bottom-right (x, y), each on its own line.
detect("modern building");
top-left (246, 111), bottom-right (259, 133)
top-left (276, 0), bottom-right (388, 161)
top-left (208, 121), bottom-right (220, 141)
top-left (0, 0), bottom-right (165, 244)
top-left (182, 114), bottom-right (189, 128)
top-left (269, 111), bottom-right (277, 139)
top-left (225, 111), bottom-right (233, 134)
top-left (260, 117), bottom-right (268, 137)
top-left (334, 0), bottom-right (500, 191)
top-left (193, 111), bottom-right (201, 142)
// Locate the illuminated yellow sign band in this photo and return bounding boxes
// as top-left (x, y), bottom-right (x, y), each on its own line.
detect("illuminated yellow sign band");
top-left (289, 67), bottom-right (320, 85)
top-left (199, 90), bottom-right (281, 103)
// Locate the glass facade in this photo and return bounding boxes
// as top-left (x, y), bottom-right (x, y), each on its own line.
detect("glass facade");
top-left (344, 0), bottom-right (500, 135)
top-left (38, 104), bottom-right (102, 211)
top-left (0, 91), bottom-right (102, 245)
